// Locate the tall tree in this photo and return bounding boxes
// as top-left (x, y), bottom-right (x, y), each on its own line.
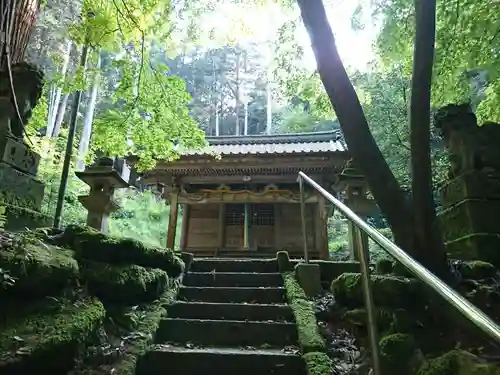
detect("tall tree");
top-left (296, 0), bottom-right (448, 275)
top-left (409, 0), bottom-right (447, 274)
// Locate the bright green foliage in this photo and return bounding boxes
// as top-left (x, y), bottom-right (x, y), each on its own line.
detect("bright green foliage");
top-left (373, 0), bottom-right (500, 121)
top-left (91, 60), bottom-right (206, 171)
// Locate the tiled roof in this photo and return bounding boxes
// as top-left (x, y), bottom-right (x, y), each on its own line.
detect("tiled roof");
top-left (181, 130), bottom-right (347, 156)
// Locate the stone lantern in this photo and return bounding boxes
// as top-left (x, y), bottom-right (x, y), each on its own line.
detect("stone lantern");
top-left (333, 159), bottom-right (377, 261)
top-left (75, 156), bottom-right (129, 233)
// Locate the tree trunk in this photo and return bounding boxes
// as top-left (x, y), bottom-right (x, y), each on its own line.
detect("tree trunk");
top-left (244, 101), bottom-right (248, 135)
top-left (266, 53), bottom-right (273, 134)
top-left (296, 0), bottom-right (416, 256)
top-left (235, 51), bottom-right (241, 136)
top-left (410, 0), bottom-right (448, 276)
top-left (52, 93), bottom-right (70, 137)
top-left (47, 40), bottom-right (72, 138)
top-left (76, 53), bottom-right (101, 170)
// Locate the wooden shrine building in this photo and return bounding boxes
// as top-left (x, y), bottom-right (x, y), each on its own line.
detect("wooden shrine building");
top-left (136, 131), bottom-right (375, 259)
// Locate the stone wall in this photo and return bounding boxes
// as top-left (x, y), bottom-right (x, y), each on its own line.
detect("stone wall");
top-left (435, 103), bottom-right (500, 266)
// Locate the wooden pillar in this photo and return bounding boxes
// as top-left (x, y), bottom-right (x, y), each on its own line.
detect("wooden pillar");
top-left (179, 204), bottom-right (190, 251)
top-left (166, 189), bottom-right (179, 250)
top-left (243, 203), bottom-right (250, 249)
top-left (218, 204), bottom-right (226, 249)
top-left (315, 195), bottom-right (329, 260)
top-left (274, 204), bottom-right (282, 250)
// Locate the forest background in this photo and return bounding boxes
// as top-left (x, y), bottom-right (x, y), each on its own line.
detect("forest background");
top-left (23, 0), bottom-right (499, 259)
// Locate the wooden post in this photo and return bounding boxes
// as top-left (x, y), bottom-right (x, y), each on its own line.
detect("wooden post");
top-left (218, 204), bottom-right (226, 249)
top-left (166, 189), bottom-right (179, 250)
top-left (179, 204), bottom-right (190, 251)
top-left (274, 204), bottom-right (282, 250)
top-left (243, 203), bottom-right (250, 249)
top-left (315, 195), bottom-right (329, 260)
top-left (348, 220), bottom-right (369, 261)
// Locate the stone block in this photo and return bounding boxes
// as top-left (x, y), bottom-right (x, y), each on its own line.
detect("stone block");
top-left (444, 233), bottom-right (500, 267)
top-left (0, 161), bottom-right (45, 210)
top-left (437, 199), bottom-right (500, 242)
top-left (277, 250), bottom-right (291, 272)
top-left (0, 135), bottom-right (40, 175)
top-left (180, 252), bottom-right (194, 271)
top-left (439, 170), bottom-right (500, 208)
top-left (294, 262), bottom-right (322, 297)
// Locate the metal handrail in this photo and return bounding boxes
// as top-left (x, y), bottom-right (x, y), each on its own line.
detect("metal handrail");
top-left (297, 171), bottom-right (500, 375)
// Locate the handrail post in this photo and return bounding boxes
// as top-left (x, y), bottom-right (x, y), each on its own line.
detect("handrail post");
top-left (298, 175), bottom-right (309, 263)
top-left (356, 229), bottom-right (382, 375)
top-left (297, 170), bottom-right (500, 347)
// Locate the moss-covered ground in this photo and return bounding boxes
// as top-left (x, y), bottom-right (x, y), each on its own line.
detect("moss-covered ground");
top-left (317, 258), bottom-right (500, 375)
top-left (0, 225), bottom-right (184, 375)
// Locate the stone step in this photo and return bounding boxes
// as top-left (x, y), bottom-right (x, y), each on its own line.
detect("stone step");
top-left (183, 272), bottom-right (283, 287)
top-left (191, 258), bottom-right (278, 273)
top-left (168, 301), bottom-right (294, 322)
top-left (214, 250), bottom-right (321, 260)
top-left (178, 286), bottom-right (286, 304)
top-left (156, 318), bottom-right (297, 347)
top-left (136, 346), bottom-right (305, 375)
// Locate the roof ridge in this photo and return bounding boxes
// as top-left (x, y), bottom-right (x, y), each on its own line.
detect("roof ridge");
top-left (206, 130), bottom-right (343, 145)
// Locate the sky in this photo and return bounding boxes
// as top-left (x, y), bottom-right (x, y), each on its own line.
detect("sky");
top-left (195, 0), bottom-right (378, 72)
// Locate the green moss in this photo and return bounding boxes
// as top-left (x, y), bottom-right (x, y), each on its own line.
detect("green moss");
top-left (111, 287), bottom-right (179, 375)
top-left (460, 261), bottom-right (496, 280)
top-left (80, 260), bottom-right (169, 305)
top-left (58, 225), bottom-right (184, 277)
top-left (418, 350), bottom-right (500, 375)
top-left (282, 272), bottom-right (325, 353)
top-left (379, 333), bottom-right (423, 375)
top-left (0, 232), bottom-right (79, 297)
top-left (331, 273), bottom-right (422, 308)
top-left (291, 299), bottom-right (326, 353)
top-left (302, 352), bottom-right (333, 375)
top-left (0, 297), bottom-right (105, 375)
top-left (283, 272), bottom-right (308, 301)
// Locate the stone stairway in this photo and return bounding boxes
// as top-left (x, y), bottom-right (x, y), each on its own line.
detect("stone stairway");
top-left (136, 258), bottom-right (305, 375)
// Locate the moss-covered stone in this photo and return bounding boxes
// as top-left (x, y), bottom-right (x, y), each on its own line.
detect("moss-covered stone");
top-left (58, 225), bottom-right (184, 277)
top-left (418, 350), bottom-right (500, 375)
top-left (80, 260), bottom-right (169, 305)
top-left (379, 333), bottom-right (423, 375)
top-left (460, 261), bottom-right (497, 280)
top-left (331, 273), bottom-right (422, 309)
top-left (0, 231), bottom-right (79, 297)
top-left (302, 352), bottom-right (333, 375)
top-left (282, 272), bottom-right (325, 353)
top-left (107, 287), bottom-right (179, 375)
top-left (291, 299), bottom-right (326, 353)
top-left (283, 272), bottom-right (308, 301)
top-left (0, 297), bottom-right (105, 375)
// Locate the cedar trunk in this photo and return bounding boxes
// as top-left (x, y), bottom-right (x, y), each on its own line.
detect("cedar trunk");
top-left (0, 0), bottom-right (41, 70)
